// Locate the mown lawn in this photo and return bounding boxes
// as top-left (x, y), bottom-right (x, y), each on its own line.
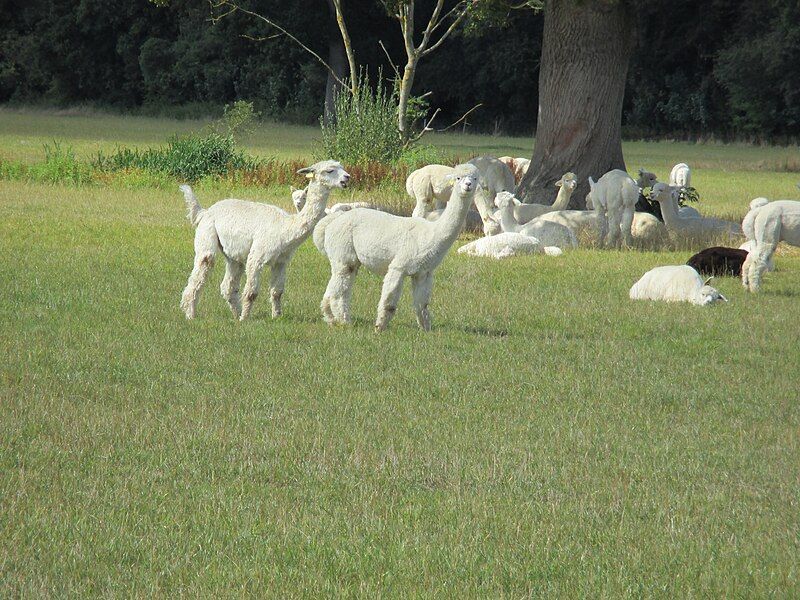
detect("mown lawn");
top-left (1, 112), bottom-right (799, 596)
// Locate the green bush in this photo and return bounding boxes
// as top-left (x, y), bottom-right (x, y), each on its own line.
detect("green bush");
top-left (317, 73), bottom-right (403, 165)
top-left (94, 133), bottom-right (261, 181)
top-left (30, 141), bottom-right (93, 185)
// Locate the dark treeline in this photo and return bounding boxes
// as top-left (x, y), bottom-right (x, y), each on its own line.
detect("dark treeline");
top-left (2, 0), bottom-right (798, 140)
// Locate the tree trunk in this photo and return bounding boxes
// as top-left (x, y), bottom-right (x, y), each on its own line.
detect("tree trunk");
top-left (516, 0), bottom-right (635, 208)
top-left (397, 57), bottom-right (418, 143)
top-left (324, 0), bottom-right (349, 124)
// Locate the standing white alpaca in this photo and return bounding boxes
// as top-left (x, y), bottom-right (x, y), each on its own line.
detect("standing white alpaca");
top-left (741, 200), bottom-right (800, 292)
top-left (179, 160), bottom-right (350, 320)
top-left (314, 163), bottom-right (480, 332)
top-left (587, 169), bottom-right (641, 247)
top-left (669, 163), bottom-right (691, 188)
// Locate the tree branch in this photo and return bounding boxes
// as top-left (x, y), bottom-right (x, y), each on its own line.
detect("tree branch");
top-left (209, 0), bottom-right (351, 91)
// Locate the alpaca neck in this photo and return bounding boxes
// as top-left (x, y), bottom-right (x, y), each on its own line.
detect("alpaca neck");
top-left (497, 204), bottom-right (520, 233)
top-left (656, 193), bottom-right (681, 229)
top-left (432, 188), bottom-right (474, 246)
top-left (552, 186), bottom-right (573, 210)
top-left (290, 180), bottom-right (330, 238)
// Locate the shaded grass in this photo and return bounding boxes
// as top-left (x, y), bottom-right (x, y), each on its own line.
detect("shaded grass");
top-left (1, 181), bottom-right (799, 596)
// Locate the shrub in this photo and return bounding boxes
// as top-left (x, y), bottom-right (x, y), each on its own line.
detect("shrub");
top-left (94, 132), bottom-right (261, 181)
top-left (317, 72), bottom-right (403, 165)
top-left (216, 100), bottom-right (259, 141)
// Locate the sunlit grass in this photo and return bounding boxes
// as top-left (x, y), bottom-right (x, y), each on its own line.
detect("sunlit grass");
top-left (1, 110), bottom-right (799, 596)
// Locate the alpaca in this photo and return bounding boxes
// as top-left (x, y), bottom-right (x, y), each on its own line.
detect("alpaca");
top-left (686, 247), bottom-right (748, 277)
top-left (314, 163), bottom-right (479, 332)
top-left (630, 265), bottom-right (728, 305)
top-left (587, 169), bottom-right (641, 247)
top-left (493, 171), bottom-right (578, 226)
top-left (292, 185), bottom-right (381, 214)
top-left (649, 183), bottom-right (742, 239)
top-left (458, 232), bottom-right (543, 259)
top-left (179, 160), bottom-right (350, 320)
top-left (494, 191), bottom-right (577, 249)
top-left (468, 156), bottom-right (515, 236)
top-left (406, 164), bottom-right (456, 218)
top-left (669, 163), bottom-right (691, 188)
top-left (741, 200), bottom-right (800, 292)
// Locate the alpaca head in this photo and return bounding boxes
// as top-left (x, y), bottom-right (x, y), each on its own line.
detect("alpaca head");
top-left (698, 277), bottom-right (728, 305)
top-left (650, 182), bottom-right (681, 204)
top-left (638, 168), bottom-right (658, 188)
top-left (449, 163), bottom-right (480, 196)
top-left (297, 160), bottom-right (351, 189)
top-left (290, 185), bottom-right (307, 211)
top-left (494, 191), bottom-right (522, 209)
top-left (555, 172), bottom-right (577, 192)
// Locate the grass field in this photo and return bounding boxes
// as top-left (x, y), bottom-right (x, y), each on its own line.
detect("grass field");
top-left (1, 109), bottom-right (799, 596)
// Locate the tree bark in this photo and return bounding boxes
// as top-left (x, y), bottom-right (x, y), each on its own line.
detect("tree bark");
top-left (516, 0), bottom-right (635, 208)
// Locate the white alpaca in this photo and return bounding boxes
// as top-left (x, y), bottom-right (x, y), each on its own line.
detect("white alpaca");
top-left (291, 185), bottom-right (380, 214)
top-left (457, 232), bottom-right (566, 259)
top-left (493, 171), bottom-right (578, 226)
top-left (494, 191), bottom-right (577, 249)
top-left (741, 197), bottom-right (770, 241)
top-left (587, 169), bottom-right (641, 247)
top-left (630, 265), bottom-right (728, 305)
top-left (314, 163), bottom-right (480, 332)
top-left (739, 240), bottom-right (775, 272)
top-left (669, 163), bottom-right (691, 188)
top-left (498, 156), bottom-right (531, 183)
top-left (741, 200), bottom-right (800, 292)
top-left (406, 164), bottom-right (456, 218)
top-left (532, 204), bottom-right (663, 247)
top-left (179, 160), bottom-right (350, 321)
top-left (649, 183), bottom-right (742, 239)
top-left (630, 211), bottom-right (669, 245)
top-left (468, 156), bottom-right (516, 236)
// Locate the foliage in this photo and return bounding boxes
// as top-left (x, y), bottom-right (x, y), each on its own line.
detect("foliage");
top-left (94, 133), bottom-right (261, 181)
top-left (317, 72), bottom-right (403, 165)
top-left (216, 100), bottom-right (260, 141)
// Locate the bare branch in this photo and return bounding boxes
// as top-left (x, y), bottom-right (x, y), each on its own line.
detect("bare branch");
top-left (417, 0), bottom-right (445, 53)
top-left (210, 0), bottom-right (351, 91)
top-left (436, 103), bottom-right (483, 132)
top-left (421, 1), bottom-right (472, 57)
top-left (378, 40), bottom-right (401, 81)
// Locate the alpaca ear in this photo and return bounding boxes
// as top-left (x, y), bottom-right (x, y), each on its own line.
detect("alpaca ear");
top-left (704, 276), bottom-right (714, 285)
top-left (290, 185), bottom-right (297, 192)
top-left (555, 180), bottom-right (563, 188)
top-left (513, 198), bottom-right (523, 206)
top-left (718, 293), bottom-right (728, 302)
top-left (296, 166), bottom-right (314, 175)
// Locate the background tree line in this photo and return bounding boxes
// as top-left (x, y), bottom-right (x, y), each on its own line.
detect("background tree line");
top-left (1, 0), bottom-right (798, 141)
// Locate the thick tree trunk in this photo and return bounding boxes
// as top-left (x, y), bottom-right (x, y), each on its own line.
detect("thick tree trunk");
top-left (516, 0), bottom-right (635, 208)
top-left (324, 0), bottom-right (348, 124)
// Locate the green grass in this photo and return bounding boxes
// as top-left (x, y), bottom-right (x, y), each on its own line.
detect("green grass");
top-left (1, 110), bottom-right (799, 596)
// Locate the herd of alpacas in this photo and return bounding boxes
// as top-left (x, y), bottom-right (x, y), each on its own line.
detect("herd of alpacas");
top-left (179, 157), bottom-right (800, 330)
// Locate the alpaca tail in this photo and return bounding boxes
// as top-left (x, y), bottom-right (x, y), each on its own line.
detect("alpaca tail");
top-left (312, 211), bottom-right (345, 256)
top-left (180, 184), bottom-right (205, 227)
top-left (742, 197), bottom-right (769, 240)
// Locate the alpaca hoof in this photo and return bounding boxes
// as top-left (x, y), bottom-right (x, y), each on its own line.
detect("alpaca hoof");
top-left (374, 324), bottom-right (385, 333)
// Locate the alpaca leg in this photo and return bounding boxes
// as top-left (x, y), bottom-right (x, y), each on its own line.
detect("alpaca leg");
top-left (741, 250), bottom-right (753, 288)
top-left (411, 272), bottom-right (434, 332)
top-left (240, 254), bottom-right (268, 321)
top-left (332, 264), bottom-right (359, 324)
top-left (620, 208), bottom-right (635, 248)
top-left (321, 262), bottom-right (355, 325)
top-left (375, 269), bottom-right (405, 332)
top-left (269, 261), bottom-right (288, 319)
top-left (748, 242), bottom-right (777, 293)
top-left (605, 207), bottom-right (622, 248)
top-left (180, 225), bottom-right (218, 319)
top-left (220, 258), bottom-right (244, 319)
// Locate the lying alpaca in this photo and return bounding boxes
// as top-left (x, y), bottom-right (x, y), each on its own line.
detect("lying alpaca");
top-left (314, 164), bottom-right (479, 331)
top-left (291, 185), bottom-right (381, 214)
top-left (630, 265), bottom-right (728, 306)
top-left (180, 160), bottom-right (350, 320)
top-left (686, 247), bottom-right (748, 277)
top-left (494, 191), bottom-right (577, 249)
top-left (493, 171), bottom-right (578, 226)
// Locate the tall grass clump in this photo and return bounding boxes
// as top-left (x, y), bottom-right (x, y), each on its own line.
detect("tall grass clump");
top-left (31, 141), bottom-right (92, 184)
top-left (318, 72), bottom-right (403, 166)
